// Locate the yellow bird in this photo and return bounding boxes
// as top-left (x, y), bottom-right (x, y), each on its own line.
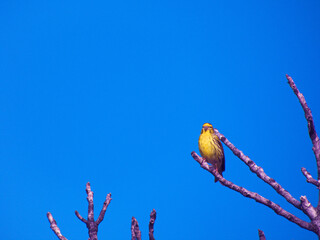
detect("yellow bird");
top-left (198, 123), bottom-right (225, 182)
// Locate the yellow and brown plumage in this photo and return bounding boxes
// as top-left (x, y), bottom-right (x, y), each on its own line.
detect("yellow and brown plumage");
top-left (198, 123), bottom-right (225, 182)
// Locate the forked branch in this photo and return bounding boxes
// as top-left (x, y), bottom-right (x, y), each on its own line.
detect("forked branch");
top-left (286, 74), bottom-right (320, 179)
top-left (47, 183), bottom-right (112, 240)
top-left (75, 182), bottom-right (112, 240)
top-left (191, 75), bottom-right (320, 237)
top-left (191, 151), bottom-right (314, 232)
top-left (213, 128), bottom-right (301, 210)
top-left (301, 167), bottom-right (320, 188)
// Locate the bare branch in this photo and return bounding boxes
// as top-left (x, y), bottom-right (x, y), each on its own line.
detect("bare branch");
top-left (213, 128), bottom-right (302, 211)
top-left (75, 182), bottom-right (112, 240)
top-left (131, 217), bottom-right (142, 240)
top-left (96, 193), bottom-right (112, 225)
top-left (86, 182), bottom-right (95, 222)
top-left (191, 151), bottom-right (315, 232)
top-left (258, 229), bottom-right (266, 240)
top-left (286, 74), bottom-right (320, 181)
top-left (149, 209), bottom-right (157, 240)
top-left (47, 212), bottom-right (68, 240)
top-left (301, 167), bottom-right (320, 188)
top-left (75, 210), bottom-right (87, 223)
top-left (300, 196), bottom-right (318, 219)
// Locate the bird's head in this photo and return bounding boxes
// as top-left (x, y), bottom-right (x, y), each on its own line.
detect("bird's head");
top-left (201, 123), bottom-right (214, 133)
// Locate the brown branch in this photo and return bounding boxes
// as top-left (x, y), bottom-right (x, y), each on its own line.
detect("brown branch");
top-left (75, 182), bottom-right (112, 240)
top-left (47, 212), bottom-right (68, 240)
top-left (75, 210), bottom-right (87, 223)
top-left (149, 209), bottom-right (157, 240)
top-left (258, 229), bottom-right (266, 240)
top-left (301, 167), bottom-right (320, 188)
top-left (213, 128), bottom-right (303, 211)
top-left (300, 196), bottom-right (318, 219)
top-left (131, 217), bottom-right (142, 240)
top-left (86, 182), bottom-right (95, 222)
top-left (96, 193), bottom-right (112, 225)
top-left (191, 151), bottom-right (315, 232)
top-left (286, 74), bottom-right (320, 181)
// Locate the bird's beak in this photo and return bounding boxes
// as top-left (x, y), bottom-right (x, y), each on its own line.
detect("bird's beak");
top-left (203, 126), bottom-right (209, 131)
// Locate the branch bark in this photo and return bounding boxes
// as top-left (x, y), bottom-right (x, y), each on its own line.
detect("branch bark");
top-left (47, 212), bottom-right (68, 240)
top-left (213, 128), bottom-right (302, 211)
top-left (301, 167), bottom-right (320, 188)
top-left (75, 182), bottom-right (112, 240)
top-left (131, 217), bottom-right (142, 240)
top-left (149, 209), bottom-right (157, 240)
top-left (258, 229), bottom-right (266, 240)
top-left (286, 74), bottom-right (320, 181)
top-left (191, 151), bottom-right (314, 232)
top-left (287, 74), bottom-right (320, 212)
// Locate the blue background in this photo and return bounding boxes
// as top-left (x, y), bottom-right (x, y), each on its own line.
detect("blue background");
top-left (1, 1), bottom-right (319, 239)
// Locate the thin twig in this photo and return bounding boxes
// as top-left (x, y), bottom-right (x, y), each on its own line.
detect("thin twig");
top-left (96, 193), bottom-right (112, 225)
top-left (75, 210), bottom-right (87, 223)
top-left (47, 212), bottom-right (68, 240)
top-left (258, 229), bottom-right (266, 240)
top-left (286, 74), bottom-right (320, 181)
top-left (149, 209), bottom-right (157, 240)
top-left (191, 151), bottom-right (314, 232)
top-left (301, 167), bottom-right (320, 188)
top-left (287, 74), bottom-right (320, 212)
top-left (131, 217), bottom-right (142, 240)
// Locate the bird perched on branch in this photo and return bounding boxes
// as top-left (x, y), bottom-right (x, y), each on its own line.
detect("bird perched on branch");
top-left (198, 123), bottom-right (225, 182)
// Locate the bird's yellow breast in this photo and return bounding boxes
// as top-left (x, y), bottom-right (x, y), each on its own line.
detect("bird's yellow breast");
top-left (198, 131), bottom-right (222, 165)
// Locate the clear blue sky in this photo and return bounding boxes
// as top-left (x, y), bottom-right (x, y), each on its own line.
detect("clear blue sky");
top-left (1, 1), bottom-right (320, 239)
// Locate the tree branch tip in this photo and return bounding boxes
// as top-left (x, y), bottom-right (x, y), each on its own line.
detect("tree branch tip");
top-left (105, 194), bottom-right (112, 205)
top-left (47, 212), bottom-right (53, 221)
top-left (150, 209), bottom-right (157, 218)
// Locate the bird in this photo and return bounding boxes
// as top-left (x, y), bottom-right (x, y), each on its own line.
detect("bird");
top-left (198, 123), bottom-right (225, 182)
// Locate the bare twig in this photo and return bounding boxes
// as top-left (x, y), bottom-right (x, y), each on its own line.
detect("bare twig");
top-left (213, 128), bottom-right (302, 211)
top-left (47, 212), bottom-right (68, 240)
top-left (96, 193), bottom-right (112, 225)
top-left (301, 167), bottom-right (320, 188)
top-left (75, 182), bottom-right (112, 240)
top-left (258, 229), bottom-right (266, 240)
top-left (75, 210), bottom-right (87, 223)
top-left (149, 209), bottom-right (157, 240)
top-left (131, 217), bottom-right (142, 240)
top-left (287, 74), bottom-right (320, 213)
top-left (286, 74), bottom-right (320, 181)
top-left (191, 151), bottom-right (314, 232)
